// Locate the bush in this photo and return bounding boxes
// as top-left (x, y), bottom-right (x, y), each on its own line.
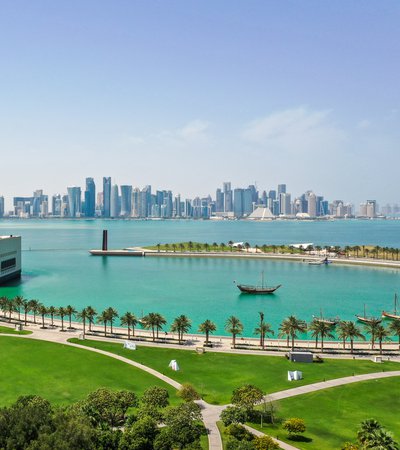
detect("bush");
top-left (283, 418), bottom-right (306, 437)
top-left (220, 406), bottom-right (247, 426)
top-left (254, 435), bottom-right (280, 450)
top-left (177, 383), bottom-right (201, 402)
top-left (225, 424), bottom-right (254, 442)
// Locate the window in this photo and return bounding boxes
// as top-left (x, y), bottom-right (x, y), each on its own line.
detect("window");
top-left (1, 258), bottom-right (16, 272)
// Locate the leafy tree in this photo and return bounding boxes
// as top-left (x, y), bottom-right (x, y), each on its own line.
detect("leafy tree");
top-left (119, 416), bottom-right (159, 450)
top-left (225, 423), bottom-right (254, 441)
top-left (177, 383), bottom-right (200, 402)
top-left (283, 418), bottom-right (306, 438)
top-left (65, 305), bottom-right (77, 329)
top-left (279, 316), bottom-right (307, 350)
top-left (231, 384), bottom-right (264, 416)
top-left (198, 319), bottom-right (217, 345)
top-left (345, 321), bottom-right (365, 353)
top-left (225, 316), bottom-right (244, 348)
top-left (141, 386), bottom-right (169, 409)
top-left (81, 388), bottom-right (138, 428)
top-left (374, 324), bottom-right (391, 354)
top-left (253, 435), bottom-right (280, 450)
top-left (4, 297), bottom-right (15, 322)
top-left (220, 406), bottom-right (247, 426)
top-left (171, 314), bottom-right (192, 343)
top-left (120, 311), bottom-right (138, 339)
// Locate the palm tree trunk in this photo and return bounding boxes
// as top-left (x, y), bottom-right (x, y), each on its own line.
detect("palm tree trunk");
top-left (343, 337), bottom-right (346, 350)
top-left (379, 339), bottom-right (382, 355)
top-left (41, 314), bottom-right (45, 328)
top-left (110, 321), bottom-right (113, 334)
top-left (18, 309), bottom-right (20, 321)
top-left (89, 319), bottom-right (92, 332)
top-left (69, 315), bottom-right (72, 329)
top-left (350, 338), bottom-right (354, 354)
top-left (83, 318), bottom-right (86, 336)
top-left (61, 317), bottom-right (64, 331)
top-left (128, 325), bottom-right (131, 340)
top-left (291, 334), bottom-right (295, 351)
top-left (51, 314), bottom-right (54, 327)
top-left (321, 336), bottom-right (324, 353)
top-left (9, 310), bottom-right (11, 322)
top-left (315, 336), bottom-right (318, 348)
top-left (232, 333), bottom-right (236, 348)
top-left (104, 322), bottom-right (107, 336)
top-left (205, 330), bottom-right (209, 344)
top-left (132, 325), bottom-right (135, 337)
top-left (152, 325), bottom-right (155, 342)
top-left (24, 310), bottom-right (28, 326)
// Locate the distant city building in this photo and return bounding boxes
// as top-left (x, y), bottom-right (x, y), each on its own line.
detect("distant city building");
top-left (223, 182), bottom-right (233, 212)
top-left (103, 177), bottom-right (111, 218)
top-left (84, 178), bottom-right (96, 217)
top-left (120, 185), bottom-right (132, 217)
top-left (307, 192), bottom-right (317, 217)
top-left (0, 196), bottom-right (4, 218)
top-left (67, 187), bottom-right (82, 218)
top-left (110, 184), bottom-right (120, 218)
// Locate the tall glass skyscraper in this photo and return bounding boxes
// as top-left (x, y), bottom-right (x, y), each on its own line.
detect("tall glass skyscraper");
top-left (120, 185), bottom-right (132, 217)
top-left (84, 178), bottom-right (96, 217)
top-left (103, 177), bottom-right (111, 218)
top-left (67, 187), bottom-right (82, 218)
top-left (110, 184), bottom-right (120, 218)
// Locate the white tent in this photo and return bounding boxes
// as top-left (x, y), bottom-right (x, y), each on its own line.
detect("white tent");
top-left (123, 341), bottom-right (136, 350)
top-left (288, 370), bottom-right (303, 381)
top-left (169, 359), bottom-right (180, 371)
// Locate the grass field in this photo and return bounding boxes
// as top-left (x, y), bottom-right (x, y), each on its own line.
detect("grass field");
top-left (0, 336), bottom-right (177, 406)
top-left (68, 338), bottom-right (400, 404)
top-left (0, 325), bottom-right (32, 335)
top-left (248, 377), bottom-right (400, 449)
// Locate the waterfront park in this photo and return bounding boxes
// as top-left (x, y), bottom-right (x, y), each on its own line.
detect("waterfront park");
top-left (1, 220), bottom-right (400, 449)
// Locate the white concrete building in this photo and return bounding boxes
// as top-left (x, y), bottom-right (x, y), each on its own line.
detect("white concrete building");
top-left (0, 236), bottom-right (21, 285)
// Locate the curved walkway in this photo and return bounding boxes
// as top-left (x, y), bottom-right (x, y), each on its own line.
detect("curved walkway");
top-left (2, 325), bottom-right (400, 450)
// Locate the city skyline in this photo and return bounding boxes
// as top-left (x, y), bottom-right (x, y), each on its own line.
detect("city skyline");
top-left (0, 2), bottom-right (399, 205)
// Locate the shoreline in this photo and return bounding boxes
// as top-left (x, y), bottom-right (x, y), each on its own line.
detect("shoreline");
top-left (122, 247), bottom-right (400, 270)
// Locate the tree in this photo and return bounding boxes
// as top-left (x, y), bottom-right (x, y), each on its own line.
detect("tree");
top-left (13, 295), bottom-right (24, 322)
top-left (225, 423), bottom-right (254, 442)
top-left (356, 419), bottom-right (398, 449)
top-left (231, 384), bottom-right (264, 417)
top-left (38, 305), bottom-right (48, 329)
top-left (308, 319), bottom-right (335, 352)
top-left (22, 299), bottom-right (31, 326)
top-left (105, 307), bottom-right (119, 334)
top-left (279, 316), bottom-right (307, 350)
top-left (345, 321), bottom-right (365, 353)
top-left (374, 324), bottom-right (390, 355)
top-left (47, 306), bottom-right (57, 327)
top-left (170, 314), bottom-right (191, 343)
top-left (76, 308), bottom-right (90, 336)
top-left (177, 383), bottom-right (200, 402)
top-left (85, 306), bottom-right (97, 332)
top-left (0, 296), bottom-right (8, 318)
top-left (283, 418), bottom-right (306, 438)
top-left (220, 406), bottom-right (247, 426)
top-left (141, 312), bottom-right (167, 341)
top-left (254, 312), bottom-right (274, 349)
top-left (65, 305), bottom-right (77, 329)
top-left (120, 312), bottom-right (138, 339)
top-left (29, 299), bottom-right (41, 324)
top-left (388, 319), bottom-right (400, 349)
top-left (119, 416), bottom-right (159, 450)
top-left (58, 307), bottom-right (67, 332)
top-left (254, 435), bottom-right (280, 450)
top-left (225, 316), bottom-right (244, 348)
top-left (198, 319), bottom-right (217, 345)
top-left (141, 386), bottom-right (169, 409)
top-left (363, 319), bottom-right (382, 349)
top-left (97, 310), bottom-right (109, 336)
top-left (81, 388), bottom-right (138, 428)
top-left (4, 297), bottom-right (15, 322)
top-left (337, 320), bottom-right (350, 350)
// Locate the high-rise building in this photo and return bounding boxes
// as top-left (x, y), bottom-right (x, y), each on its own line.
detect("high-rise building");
top-left (120, 185), bottom-right (132, 217)
top-left (307, 192), bottom-right (317, 217)
top-left (233, 188), bottom-right (244, 218)
top-left (131, 188), bottom-right (141, 217)
top-left (103, 177), bottom-right (111, 218)
top-left (243, 188), bottom-right (253, 216)
top-left (277, 184), bottom-right (286, 195)
top-left (279, 193), bottom-right (291, 215)
top-left (84, 178), bottom-right (96, 217)
top-left (110, 184), bottom-right (120, 218)
top-left (223, 182), bottom-right (233, 212)
top-left (215, 188), bottom-right (224, 212)
top-left (67, 187), bottom-right (82, 218)
top-left (0, 196), bottom-right (4, 218)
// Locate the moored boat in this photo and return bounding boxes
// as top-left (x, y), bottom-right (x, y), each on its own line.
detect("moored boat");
top-left (235, 271), bottom-right (281, 294)
top-left (382, 293), bottom-right (400, 320)
top-left (308, 257), bottom-right (331, 266)
top-left (312, 309), bottom-right (339, 325)
top-left (356, 304), bottom-right (381, 324)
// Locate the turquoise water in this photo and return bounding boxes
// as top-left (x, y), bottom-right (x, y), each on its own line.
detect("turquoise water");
top-left (0, 219), bottom-right (400, 337)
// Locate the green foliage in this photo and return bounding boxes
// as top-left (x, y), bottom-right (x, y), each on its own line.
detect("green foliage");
top-left (225, 423), bottom-right (254, 441)
top-left (226, 439), bottom-right (256, 450)
top-left (177, 383), bottom-right (201, 402)
top-left (357, 419), bottom-right (398, 450)
top-left (119, 416), bottom-right (159, 450)
top-left (220, 406), bottom-right (247, 426)
top-left (231, 384), bottom-right (264, 413)
top-left (253, 435), bottom-right (280, 450)
top-left (341, 443), bottom-right (359, 450)
top-left (282, 418), bottom-right (306, 436)
top-left (141, 386), bottom-right (169, 409)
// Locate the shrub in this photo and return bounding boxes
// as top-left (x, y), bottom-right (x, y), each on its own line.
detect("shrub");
top-left (283, 418), bottom-right (306, 437)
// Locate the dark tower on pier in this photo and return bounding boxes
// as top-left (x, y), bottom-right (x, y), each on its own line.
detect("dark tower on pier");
top-left (102, 230), bottom-right (108, 251)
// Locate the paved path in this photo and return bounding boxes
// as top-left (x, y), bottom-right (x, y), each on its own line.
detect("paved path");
top-left (2, 323), bottom-right (400, 450)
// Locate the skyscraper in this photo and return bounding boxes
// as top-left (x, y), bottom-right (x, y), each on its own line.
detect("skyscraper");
top-left (110, 184), bottom-right (120, 218)
top-left (103, 177), bottom-right (111, 218)
top-left (67, 187), bottom-right (82, 218)
top-left (233, 188), bottom-right (244, 218)
top-left (223, 182), bottom-right (233, 212)
top-left (120, 185), bottom-right (132, 217)
top-left (0, 196), bottom-right (4, 218)
top-left (84, 178), bottom-right (96, 217)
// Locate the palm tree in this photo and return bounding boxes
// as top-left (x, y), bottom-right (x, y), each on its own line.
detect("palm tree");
top-left (170, 314), bottom-right (191, 343)
top-left (220, 242), bottom-right (226, 252)
top-left (228, 240), bottom-right (233, 252)
top-left (22, 299), bottom-right (31, 326)
top-left (345, 321), bottom-right (365, 353)
top-left (375, 324), bottom-right (390, 355)
top-left (308, 320), bottom-right (334, 352)
top-left (225, 316), bottom-right (243, 348)
top-left (38, 305), bottom-right (48, 329)
top-left (357, 419), bottom-right (382, 446)
top-left (388, 319), bottom-right (400, 349)
top-left (279, 316), bottom-right (307, 350)
top-left (254, 322), bottom-right (274, 349)
top-left (65, 305), bottom-right (77, 329)
top-left (142, 312), bottom-right (166, 341)
top-left (172, 243), bottom-right (177, 252)
top-left (58, 306), bottom-right (67, 332)
top-left (85, 306), bottom-right (97, 332)
top-left (13, 295), bottom-right (24, 322)
top-left (105, 307), bottom-right (119, 334)
top-left (97, 310), bottom-right (109, 336)
top-left (156, 243), bottom-right (161, 252)
top-left (5, 297), bottom-right (15, 322)
top-left (337, 321), bottom-right (350, 350)
top-left (47, 306), bottom-right (57, 327)
top-left (28, 299), bottom-right (40, 324)
top-left (198, 319), bottom-right (216, 345)
top-left (244, 242), bottom-right (250, 252)
top-left (76, 308), bottom-right (90, 336)
top-left (188, 241), bottom-right (193, 251)
top-left (204, 243), bottom-right (209, 252)
top-left (120, 312), bottom-right (138, 339)
top-left (363, 319), bottom-right (382, 349)
top-left (179, 243), bottom-right (185, 252)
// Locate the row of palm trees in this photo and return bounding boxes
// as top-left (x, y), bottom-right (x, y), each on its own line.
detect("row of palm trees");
top-left (1, 296), bottom-right (400, 352)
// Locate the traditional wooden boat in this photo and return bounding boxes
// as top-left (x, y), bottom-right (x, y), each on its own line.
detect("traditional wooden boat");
top-left (312, 309), bottom-right (339, 325)
top-left (308, 257), bottom-right (331, 266)
top-left (382, 293), bottom-right (400, 320)
top-left (235, 271), bottom-right (281, 294)
top-left (356, 304), bottom-right (382, 324)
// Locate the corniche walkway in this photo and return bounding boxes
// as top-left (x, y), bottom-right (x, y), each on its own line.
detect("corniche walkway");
top-left (2, 324), bottom-right (400, 450)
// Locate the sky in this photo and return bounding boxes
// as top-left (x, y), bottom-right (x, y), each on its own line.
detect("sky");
top-left (0, 0), bottom-right (399, 209)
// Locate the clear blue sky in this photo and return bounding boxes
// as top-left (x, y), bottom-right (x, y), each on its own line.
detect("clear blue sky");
top-left (1, 1), bottom-right (399, 208)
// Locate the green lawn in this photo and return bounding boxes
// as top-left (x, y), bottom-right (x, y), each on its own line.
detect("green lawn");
top-left (0, 336), bottom-right (177, 406)
top-left (68, 338), bottom-right (400, 405)
top-left (0, 325), bottom-right (32, 335)
top-left (248, 377), bottom-right (400, 449)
